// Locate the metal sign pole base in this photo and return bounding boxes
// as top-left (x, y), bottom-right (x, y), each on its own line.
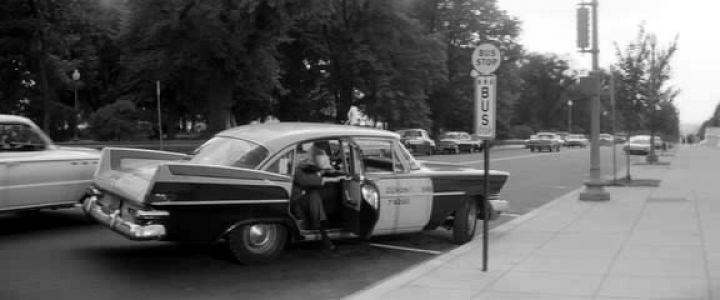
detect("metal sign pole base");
top-left (579, 181), bottom-right (610, 201)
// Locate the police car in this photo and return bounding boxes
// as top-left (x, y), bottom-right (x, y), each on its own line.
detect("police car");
top-left (83, 123), bottom-right (510, 264)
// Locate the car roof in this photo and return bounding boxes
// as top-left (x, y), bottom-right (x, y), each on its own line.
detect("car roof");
top-left (397, 128), bottom-right (426, 132)
top-left (536, 132), bottom-right (556, 136)
top-left (217, 122), bottom-right (399, 152)
top-left (0, 114), bottom-right (54, 145)
top-left (0, 114), bottom-right (36, 125)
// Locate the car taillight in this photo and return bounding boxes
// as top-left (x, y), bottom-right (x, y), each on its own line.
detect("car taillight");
top-left (149, 193), bottom-right (177, 202)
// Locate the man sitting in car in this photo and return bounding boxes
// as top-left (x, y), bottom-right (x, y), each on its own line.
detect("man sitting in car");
top-left (291, 142), bottom-right (346, 251)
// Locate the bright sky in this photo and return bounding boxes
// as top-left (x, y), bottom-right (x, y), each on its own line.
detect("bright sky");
top-left (497, 0), bottom-right (720, 128)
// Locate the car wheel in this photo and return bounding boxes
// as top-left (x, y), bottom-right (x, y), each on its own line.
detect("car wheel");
top-left (530, 147), bottom-right (535, 152)
top-left (227, 223), bottom-right (287, 264)
top-left (452, 198), bottom-right (477, 245)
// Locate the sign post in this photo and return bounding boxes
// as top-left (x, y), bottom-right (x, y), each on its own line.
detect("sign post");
top-left (472, 43), bottom-right (500, 272)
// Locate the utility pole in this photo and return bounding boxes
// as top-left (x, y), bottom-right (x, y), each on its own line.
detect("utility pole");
top-left (567, 100), bottom-right (573, 133)
top-left (577, 0), bottom-right (610, 201)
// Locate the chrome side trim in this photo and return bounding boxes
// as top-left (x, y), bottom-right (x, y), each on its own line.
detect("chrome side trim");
top-left (432, 191), bottom-right (466, 196)
top-left (0, 179), bottom-right (92, 191)
top-left (0, 202), bottom-right (76, 212)
top-left (152, 199), bottom-right (289, 206)
top-left (82, 195), bottom-right (166, 241)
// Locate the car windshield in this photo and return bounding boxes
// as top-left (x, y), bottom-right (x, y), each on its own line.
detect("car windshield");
top-left (442, 133), bottom-right (461, 139)
top-left (568, 135), bottom-right (584, 139)
top-left (190, 137), bottom-right (269, 169)
top-left (401, 131), bottom-right (422, 138)
top-left (443, 133), bottom-right (469, 140)
top-left (537, 134), bottom-right (554, 139)
top-left (629, 136), bottom-right (651, 144)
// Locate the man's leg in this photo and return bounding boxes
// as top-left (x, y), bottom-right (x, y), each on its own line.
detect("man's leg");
top-left (306, 190), bottom-right (335, 251)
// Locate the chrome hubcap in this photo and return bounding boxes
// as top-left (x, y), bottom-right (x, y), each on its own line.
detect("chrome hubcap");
top-left (247, 224), bottom-right (273, 248)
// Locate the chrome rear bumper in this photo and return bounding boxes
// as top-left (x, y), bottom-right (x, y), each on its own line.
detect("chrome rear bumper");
top-left (489, 199), bottom-right (509, 213)
top-left (82, 195), bottom-right (166, 241)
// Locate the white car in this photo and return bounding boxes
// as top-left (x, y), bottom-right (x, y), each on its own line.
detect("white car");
top-left (623, 135), bottom-right (664, 155)
top-left (0, 114), bottom-right (99, 212)
top-left (565, 134), bottom-right (589, 148)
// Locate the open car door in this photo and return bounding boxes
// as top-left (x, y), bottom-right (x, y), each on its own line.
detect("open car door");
top-left (342, 142), bottom-right (379, 238)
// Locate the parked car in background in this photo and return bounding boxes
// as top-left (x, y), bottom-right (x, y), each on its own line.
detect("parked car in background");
top-left (614, 134), bottom-right (627, 144)
top-left (524, 135), bottom-right (537, 148)
top-left (555, 131), bottom-right (569, 146)
top-left (437, 131), bottom-right (481, 154)
top-left (527, 132), bottom-right (562, 152)
top-left (599, 133), bottom-right (615, 146)
top-left (0, 114), bottom-right (99, 212)
top-left (623, 135), bottom-right (664, 155)
top-left (83, 123), bottom-right (511, 264)
top-left (564, 134), bottom-right (589, 148)
top-left (397, 129), bottom-right (435, 156)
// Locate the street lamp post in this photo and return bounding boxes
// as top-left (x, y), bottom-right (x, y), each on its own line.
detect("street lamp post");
top-left (72, 69), bottom-right (80, 141)
top-left (577, 0), bottom-right (610, 201)
top-left (567, 100), bottom-right (573, 133)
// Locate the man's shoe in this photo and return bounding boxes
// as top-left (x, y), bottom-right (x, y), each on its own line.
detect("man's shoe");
top-left (323, 239), bottom-right (337, 252)
top-left (297, 220), bottom-right (307, 230)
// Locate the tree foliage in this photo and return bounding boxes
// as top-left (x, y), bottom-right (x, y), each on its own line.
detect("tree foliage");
top-left (614, 25), bottom-right (679, 140)
top-left (513, 53), bottom-right (578, 132)
top-left (0, 1), bottom-right (681, 143)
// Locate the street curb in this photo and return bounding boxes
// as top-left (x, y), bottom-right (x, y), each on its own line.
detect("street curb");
top-left (343, 187), bottom-right (585, 300)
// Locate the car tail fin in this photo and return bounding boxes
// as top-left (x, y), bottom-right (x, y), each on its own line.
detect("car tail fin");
top-left (93, 148), bottom-right (191, 202)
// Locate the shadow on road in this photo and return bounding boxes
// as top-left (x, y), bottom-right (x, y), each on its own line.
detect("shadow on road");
top-left (74, 238), bottom-right (436, 300)
top-left (0, 209), bottom-right (95, 237)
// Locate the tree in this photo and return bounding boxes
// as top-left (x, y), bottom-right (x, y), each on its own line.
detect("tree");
top-left (512, 53), bottom-right (579, 132)
top-left (118, 0), bottom-right (310, 135)
top-left (414, 0), bottom-right (523, 136)
top-left (0, 0), bottom-right (125, 139)
top-left (275, 0), bottom-right (447, 129)
top-left (614, 25), bottom-right (679, 139)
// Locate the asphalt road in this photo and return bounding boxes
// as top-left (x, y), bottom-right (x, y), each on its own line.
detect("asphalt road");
top-left (0, 145), bottom-right (651, 300)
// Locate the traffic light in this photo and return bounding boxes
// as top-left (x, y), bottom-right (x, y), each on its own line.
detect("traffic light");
top-left (577, 6), bottom-right (590, 49)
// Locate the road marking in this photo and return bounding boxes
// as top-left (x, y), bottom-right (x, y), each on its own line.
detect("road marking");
top-left (368, 243), bottom-right (442, 255)
top-left (462, 151), bottom-right (569, 164)
top-left (426, 151), bottom-right (567, 166)
top-left (502, 213), bottom-right (522, 217)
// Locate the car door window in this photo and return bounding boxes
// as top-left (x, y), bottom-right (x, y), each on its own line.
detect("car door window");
top-left (395, 142), bottom-right (420, 171)
top-left (293, 139), bottom-right (348, 174)
top-left (355, 139), bottom-right (401, 173)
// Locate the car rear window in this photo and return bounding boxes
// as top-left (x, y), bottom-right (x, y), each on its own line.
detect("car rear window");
top-left (401, 131), bottom-right (422, 138)
top-left (191, 137), bottom-right (269, 169)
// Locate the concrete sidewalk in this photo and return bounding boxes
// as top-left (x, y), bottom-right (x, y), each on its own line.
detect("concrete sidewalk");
top-left (347, 145), bottom-right (719, 300)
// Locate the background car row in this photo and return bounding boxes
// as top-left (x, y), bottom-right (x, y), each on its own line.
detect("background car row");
top-left (397, 129), bottom-right (485, 155)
